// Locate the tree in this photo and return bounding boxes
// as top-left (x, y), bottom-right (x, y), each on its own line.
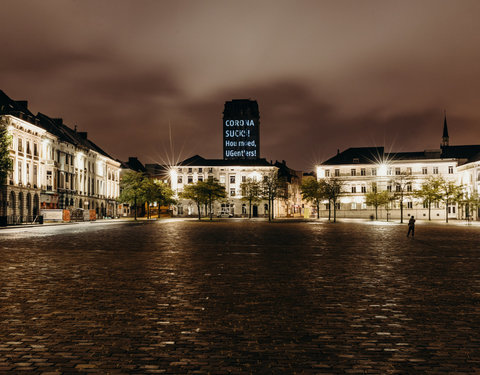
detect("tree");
top-left (142, 178), bottom-right (176, 219)
top-left (365, 183), bottom-right (391, 220)
top-left (461, 192), bottom-right (480, 221)
top-left (323, 178), bottom-right (344, 223)
top-left (262, 171), bottom-right (286, 221)
top-left (438, 177), bottom-right (463, 223)
top-left (180, 182), bottom-right (206, 220)
top-left (390, 172), bottom-right (413, 223)
top-left (240, 178), bottom-right (261, 218)
top-left (414, 176), bottom-right (442, 221)
top-left (0, 119), bottom-right (13, 186)
top-left (202, 178), bottom-right (227, 221)
top-left (300, 176), bottom-right (326, 219)
top-left (118, 170), bottom-right (145, 220)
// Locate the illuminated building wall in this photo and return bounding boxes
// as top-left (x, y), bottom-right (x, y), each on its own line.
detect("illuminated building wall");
top-left (223, 99), bottom-right (260, 160)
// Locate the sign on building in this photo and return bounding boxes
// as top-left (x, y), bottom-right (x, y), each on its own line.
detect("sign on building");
top-left (223, 99), bottom-right (260, 160)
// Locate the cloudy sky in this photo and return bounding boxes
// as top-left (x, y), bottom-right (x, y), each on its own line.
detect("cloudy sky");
top-left (1, 0), bottom-right (480, 170)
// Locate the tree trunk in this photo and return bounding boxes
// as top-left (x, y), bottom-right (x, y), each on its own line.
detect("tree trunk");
top-left (375, 205), bottom-right (378, 220)
top-left (316, 201), bottom-right (320, 219)
top-left (333, 202), bottom-right (337, 223)
top-left (209, 201), bottom-right (213, 221)
top-left (400, 200), bottom-right (403, 223)
top-left (445, 199), bottom-right (449, 223)
top-left (249, 200), bottom-right (252, 218)
top-left (134, 195), bottom-right (137, 221)
top-left (197, 203), bottom-right (201, 221)
top-left (428, 201), bottom-right (431, 221)
top-left (328, 202), bottom-right (331, 221)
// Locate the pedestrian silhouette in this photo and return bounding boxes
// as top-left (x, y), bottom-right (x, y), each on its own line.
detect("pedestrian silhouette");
top-left (407, 216), bottom-right (415, 238)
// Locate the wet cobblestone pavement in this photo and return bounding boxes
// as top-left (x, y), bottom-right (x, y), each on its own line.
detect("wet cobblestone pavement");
top-left (0, 219), bottom-right (479, 374)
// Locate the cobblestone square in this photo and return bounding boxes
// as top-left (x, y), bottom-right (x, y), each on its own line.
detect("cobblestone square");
top-left (0, 220), bottom-right (479, 374)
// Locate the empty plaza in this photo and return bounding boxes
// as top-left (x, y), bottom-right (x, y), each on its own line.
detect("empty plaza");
top-left (0, 220), bottom-right (479, 374)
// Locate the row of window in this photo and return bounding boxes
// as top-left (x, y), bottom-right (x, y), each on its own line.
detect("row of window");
top-left (325, 166), bottom-right (454, 177)
top-left (177, 174), bottom-right (251, 185)
top-left (326, 201), bottom-right (453, 210)
top-left (350, 183), bottom-right (413, 193)
top-left (15, 138), bottom-right (39, 156)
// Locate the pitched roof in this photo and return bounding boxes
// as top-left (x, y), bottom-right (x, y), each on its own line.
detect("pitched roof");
top-left (322, 145), bottom-right (480, 166)
top-left (322, 147), bottom-right (385, 165)
top-left (177, 154), bottom-right (273, 167)
top-left (36, 112), bottom-right (114, 159)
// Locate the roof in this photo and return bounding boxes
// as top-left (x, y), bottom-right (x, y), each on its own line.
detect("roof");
top-left (322, 145), bottom-right (480, 166)
top-left (322, 147), bottom-right (385, 165)
top-left (0, 90), bottom-right (37, 124)
top-left (177, 155), bottom-right (274, 167)
top-left (1, 90), bottom-right (115, 160)
top-left (36, 112), bottom-right (114, 159)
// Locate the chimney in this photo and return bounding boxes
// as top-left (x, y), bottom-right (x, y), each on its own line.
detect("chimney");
top-left (78, 132), bottom-right (88, 139)
top-left (15, 100), bottom-right (28, 109)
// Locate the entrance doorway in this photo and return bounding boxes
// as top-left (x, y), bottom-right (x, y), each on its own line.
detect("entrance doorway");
top-left (252, 205), bottom-right (258, 217)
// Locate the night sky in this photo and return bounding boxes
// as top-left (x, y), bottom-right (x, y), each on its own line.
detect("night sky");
top-left (2, 1), bottom-right (480, 171)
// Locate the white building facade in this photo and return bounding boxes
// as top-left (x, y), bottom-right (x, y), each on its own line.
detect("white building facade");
top-left (168, 155), bottom-right (303, 218)
top-left (0, 91), bottom-right (121, 224)
top-left (315, 145), bottom-right (480, 221)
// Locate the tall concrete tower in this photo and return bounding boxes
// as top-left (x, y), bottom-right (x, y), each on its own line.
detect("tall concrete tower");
top-left (223, 99), bottom-right (260, 160)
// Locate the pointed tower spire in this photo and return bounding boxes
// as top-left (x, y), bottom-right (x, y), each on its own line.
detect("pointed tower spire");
top-left (441, 110), bottom-right (449, 148)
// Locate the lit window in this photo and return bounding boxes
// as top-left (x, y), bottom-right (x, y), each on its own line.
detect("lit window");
top-left (325, 169), bottom-right (330, 177)
top-left (188, 168), bottom-right (192, 173)
top-left (351, 169), bottom-right (356, 176)
top-left (335, 169), bottom-right (340, 177)
top-left (387, 185), bottom-right (392, 192)
top-left (371, 168), bottom-right (377, 176)
top-left (407, 183), bottom-right (412, 192)
top-left (406, 167), bottom-right (412, 175)
top-left (230, 175), bottom-right (236, 184)
top-left (187, 176), bottom-right (193, 184)
top-left (198, 176), bottom-right (203, 182)
top-left (395, 168), bottom-right (401, 175)
top-left (351, 202), bottom-right (357, 209)
top-left (242, 175), bottom-right (246, 182)
top-left (230, 189), bottom-right (236, 197)
top-left (199, 168), bottom-right (203, 173)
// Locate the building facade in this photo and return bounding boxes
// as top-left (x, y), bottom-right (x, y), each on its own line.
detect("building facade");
top-left (167, 155), bottom-right (302, 218)
top-left (315, 119), bottom-right (480, 221)
top-left (0, 90), bottom-right (121, 224)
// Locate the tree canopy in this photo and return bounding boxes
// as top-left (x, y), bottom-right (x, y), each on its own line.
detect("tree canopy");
top-left (240, 178), bottom-right (262, 218)
top-left (300, 176), bottom-right (326, 219)
top-left (0, 120), bottom-right (13, 186)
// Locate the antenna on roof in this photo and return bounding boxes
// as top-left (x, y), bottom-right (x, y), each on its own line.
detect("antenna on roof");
top-left (74, 124), bottom-right (77, 132)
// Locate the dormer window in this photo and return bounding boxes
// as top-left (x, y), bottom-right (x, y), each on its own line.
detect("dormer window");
top-left (353, 158), bottom-right (359, 163)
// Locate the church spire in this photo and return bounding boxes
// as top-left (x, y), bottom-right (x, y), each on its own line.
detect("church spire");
top-left (441, 110), bottom-right (449, 148)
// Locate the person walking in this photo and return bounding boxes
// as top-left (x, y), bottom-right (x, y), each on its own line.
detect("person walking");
top-left (407, 216), bottom-right (415, 238)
